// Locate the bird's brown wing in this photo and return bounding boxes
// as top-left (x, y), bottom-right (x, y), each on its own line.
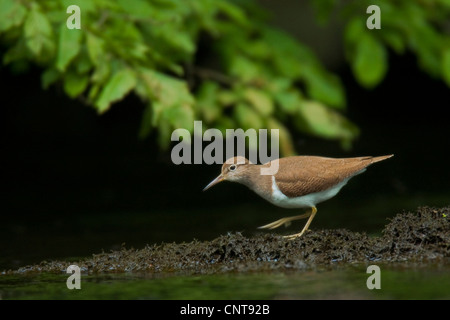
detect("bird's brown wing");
top-left (273, 156), bottom-right (376, 197)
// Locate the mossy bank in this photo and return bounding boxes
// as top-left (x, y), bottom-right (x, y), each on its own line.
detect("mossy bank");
top-left (4, 206), bottom-right (449, 275)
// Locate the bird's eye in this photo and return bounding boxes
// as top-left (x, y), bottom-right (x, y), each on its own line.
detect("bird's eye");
top-left (229, 165), bottom-right (236, 171)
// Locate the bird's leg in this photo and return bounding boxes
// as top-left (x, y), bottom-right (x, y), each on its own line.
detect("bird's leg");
top-left (284, 206), bottom-right (318, 240)
top-left (258, 211), bottom-right (311, 230)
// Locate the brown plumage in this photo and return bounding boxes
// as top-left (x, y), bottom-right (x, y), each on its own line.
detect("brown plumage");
top-left (272, 155), bottom-right (392, 198)
top-left (204, 154), bottom-right (393, 239)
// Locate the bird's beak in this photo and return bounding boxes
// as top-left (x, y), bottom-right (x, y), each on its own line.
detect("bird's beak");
top-left (203, 174), bottom-right (224, 191)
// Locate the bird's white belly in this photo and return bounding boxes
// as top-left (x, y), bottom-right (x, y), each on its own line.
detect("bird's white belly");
top-left (269, 176), bottom-right (353, 209)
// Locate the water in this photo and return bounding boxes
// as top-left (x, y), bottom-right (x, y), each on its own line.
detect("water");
top-left (2, 264), bottom-right (449, 300)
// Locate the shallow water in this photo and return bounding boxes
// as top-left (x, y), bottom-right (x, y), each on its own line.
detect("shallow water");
top-left (1, 264), bottom-right (449, 300)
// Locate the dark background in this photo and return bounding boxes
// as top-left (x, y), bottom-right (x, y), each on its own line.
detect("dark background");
top-left (1, 2), bottom-right (449, 270)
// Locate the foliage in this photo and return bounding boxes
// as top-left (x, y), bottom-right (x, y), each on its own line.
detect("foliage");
top-left (1, 0), bottom-right (450, 155)
top-left (339, 0), bottom-right (450, 89)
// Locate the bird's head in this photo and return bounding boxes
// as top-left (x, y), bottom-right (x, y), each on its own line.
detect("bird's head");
top-left (203, 156), bottom-right (252, 191)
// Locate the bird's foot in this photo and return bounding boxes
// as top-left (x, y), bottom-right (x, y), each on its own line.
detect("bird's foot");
top-left (283, 229), bottom-right (313, 240)
top-left (258, 212), bottom-right (311, 230)
top-left (258, 218), bottom-right (291, 230)
top-left (283, 231), bottom-right (306, 240)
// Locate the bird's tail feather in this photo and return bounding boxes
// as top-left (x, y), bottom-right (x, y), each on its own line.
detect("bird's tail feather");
top-left (370, 154), bottom-right (394, 163)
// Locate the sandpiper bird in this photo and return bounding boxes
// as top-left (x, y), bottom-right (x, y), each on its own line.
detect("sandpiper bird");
top-left (204, 155), bottom-right (393, 239)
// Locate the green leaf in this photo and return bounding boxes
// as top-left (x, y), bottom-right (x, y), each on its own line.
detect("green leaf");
top-left (404, 7), bottom-right (442, 77)
top-left (0, 0), bottom-right (27, 32)
top-left (196, 81), bottom-right (221, 122)
top-left (41, 68), bottom-right (60, 89)
top-left (245, 40), bottom-right (271, 60)
top-left (243, 88), bottom-right (274, 116)
top-left (416, 47), bottom-right (441, 77)
top-left (75, 49), bottom-right (93, 74)
top-left (128, 42), bottom-right (149, 61)
top-left (262, 28), bottom-right (305, 78)
top-left (234, 103), bottom-right (263, 130)
top-left (163, 103), bottom-right (195, 132)
top-left (302, 68), bottom-right (346, 108)
top-left (3, 39), bottom-right (28, 65)
top-left (437, 0), bottom-right (450, 7)
top-left (138, 68), bottom-right (195, 141)
top-left (145, 101), bottom-right (194, 147)
top-left (228, 55), bottom-right (261, 82)
top-left (88, 83), bottom-right (101, 102)
top-left (86, 33), bottom-right (105, 66)
top-left (352, 35), bottom-right (387, 88)
top-left (150, 101), bottom-right (165, 127)
top-left (442, 48), bottom-right (450, 87)
top-left (344, 18), bottom-right (365, 45)
top-left (56, 25), bottom-right (82, 72)
top-left (267, 78), bottom-right (292, 94)
top-left (91, 59), bottom-right (111, 83)
top-left (61, 0), bottom-right (96, 14)
top-left (216, 0), bottom-right (249, 26)
top-left (382, 32), bottom-right (405, 54)
top-left (63, 71), bottom-right (89, 98)
top-left (24, 8), bottom-right (53, 56)
top-left (297, 101), bottom-right (359, 141)
top-left (217, 90), bottom-right (237, 106)
top-left (139, 68), bottom-right (194, 109)
top-left (139, 104), bottom-right (154, 139)
top-left (274, 89), bottom-right (303, 114)
top-left (146, 22), bottom-right (195, 57)
top-left (117, 0), bottom-right (153, 18)
top-left (95, 68), bottom-right (137, 113)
